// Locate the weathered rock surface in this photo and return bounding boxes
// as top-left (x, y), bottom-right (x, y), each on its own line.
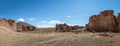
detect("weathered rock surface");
top-left (56, 23), bottom-right (85, 32)
top-left (56, 23), bottom-right (70, 32)
top-left (86, 10), bottom-right (116, 32)
top-left (116, 13), bottom-right (120, 32)
top-left (16, 22), bottom-right (36, 32)
top-left (0, 18), bottom-right (16, 32)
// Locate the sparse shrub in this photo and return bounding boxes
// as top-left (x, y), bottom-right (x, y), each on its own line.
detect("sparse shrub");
top-left (99, 33), bottom-right (109, 37)
top-left (91, 30), bottom-right (95, 33)
top-left (74, 30), bottom-right (79, 34)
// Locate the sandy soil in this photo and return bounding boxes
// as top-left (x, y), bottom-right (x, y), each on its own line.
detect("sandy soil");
top-left (0, 29), bottom-right (120, 46)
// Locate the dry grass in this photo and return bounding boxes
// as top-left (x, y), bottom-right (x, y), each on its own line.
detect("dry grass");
top-left (0, 28), bottom-right (120, 46)
top-left (25, 28), bottom-right (55, 34)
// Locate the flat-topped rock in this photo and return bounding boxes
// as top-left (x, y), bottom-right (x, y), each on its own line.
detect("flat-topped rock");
top-left (86, 10), bottom-right (116, 32)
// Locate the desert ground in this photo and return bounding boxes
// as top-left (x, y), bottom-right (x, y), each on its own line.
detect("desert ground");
top-left (0, 28), bottom-right (120, 46)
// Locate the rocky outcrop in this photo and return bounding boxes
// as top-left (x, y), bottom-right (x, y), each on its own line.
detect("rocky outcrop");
top-left (116, 13), bottom-right (120, 32)
top-left (0, 18), bottom-right (16, 32)
top-left (16, 22), bottom-right (36, 32)
top-left (55, 23), bottom-right (85, 32)
top-left (55, 23), bottom-right (70, 32)
top-left (0, 18), bottom-right (36, 32)
top-left (86, 10), bottom-right (117, 32)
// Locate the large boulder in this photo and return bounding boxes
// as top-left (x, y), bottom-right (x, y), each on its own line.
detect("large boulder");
top-left (55, 23), bottom-right (70, 32)
top-left (0, 18), bottom-right (16, 32)
top-left (86, 10), bottom-right (116, 32)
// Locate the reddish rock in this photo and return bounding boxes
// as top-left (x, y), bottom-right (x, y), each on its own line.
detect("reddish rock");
top-left (86, 10), bottom-right (116, 32)
top-left (86, 15), bottom-right (98, 32)
top-left (116, 13), bottom-right (120, 32)
top-left (56, 23), bottom-right (70, 32)
top-left (55, 23), bottom-right (84, 32)
top-left (71, 25), bottom-right (82, 30)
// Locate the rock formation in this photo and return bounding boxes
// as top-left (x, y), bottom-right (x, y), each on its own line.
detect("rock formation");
top-left (56, 23), bottom-right (70, 32)
top-left (0, 18), bottom-right (16, 32)
top-left (16, 22), bottom-right (36, 32)
top-left (55, 23), bottom-right (84, 32)
top-left (86, 10), bottom-right (117, 32)
top-left (116, 13), bottom-right (120, 32)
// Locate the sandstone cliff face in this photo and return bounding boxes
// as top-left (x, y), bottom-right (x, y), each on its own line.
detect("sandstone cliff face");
top-left (116, 13), bottom-right (120, 32)
top-left (0, 18), bottom-right (16, 32)
top-left (86, 15), bottom-right (98, 32)
top-left (86, 10), bottom-right (116, 32)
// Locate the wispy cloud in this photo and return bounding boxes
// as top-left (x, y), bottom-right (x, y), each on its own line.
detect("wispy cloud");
top-left (0, 16), bottom-right (4, 18)
top-left (48, 20), bottom-right (65, 24)
top-left (37, 25), bottom-right (54, 28)
top-left (37, 20), bottom-right (81, 28)
top-left (68, 24), bottom-right (79, 26)
top-left (37, 20), bottom-right (65, 28)
top-left (41, 20), bottom-right (65, 24)
top-left (28, 18), bottom-right (35, 21)
top-left (67, 16), bottom-right (72, 18)
top-left (17, 18), bottom-right (25, 22)
top-left (41, 20), bottom-right (48, 23)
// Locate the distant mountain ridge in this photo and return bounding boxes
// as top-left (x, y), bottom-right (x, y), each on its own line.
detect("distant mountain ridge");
top-left (16, 22), bottom-right (36, 32)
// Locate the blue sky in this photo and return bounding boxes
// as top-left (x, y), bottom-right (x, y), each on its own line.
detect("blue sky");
top-left (0, 0), bottom-right (120, 28)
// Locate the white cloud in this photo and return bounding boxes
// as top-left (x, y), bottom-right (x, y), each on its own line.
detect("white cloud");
top-left (68, 24), bottom-right (79, 26)
top-left (37, 25), bottom-right (54, 28)
top-left (48, 20), bottom-right (65, 25)
top-left (38, 20), bottom-right (65, 28)
top-left (67, 16), bottom-right (72, 18)
top-left (37, 20), bottom-right (82, 28)
top-left (41, 20), bottom-right (65, 25)
top-left (28, 18), bottom-right (35, 21)
top-left (18, 18), bottom-right (25, 22)
top-left (41, 20), bottom-right (48, 23)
